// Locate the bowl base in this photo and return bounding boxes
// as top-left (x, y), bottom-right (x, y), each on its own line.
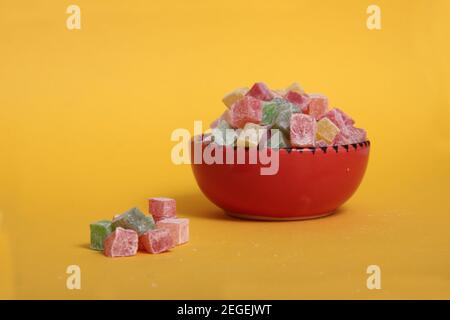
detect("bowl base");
top-left (225, 210), bottom-right (336, 221)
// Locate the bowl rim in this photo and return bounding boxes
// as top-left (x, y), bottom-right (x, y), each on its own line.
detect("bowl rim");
top-left (191, 135), bottom-right (370, 153)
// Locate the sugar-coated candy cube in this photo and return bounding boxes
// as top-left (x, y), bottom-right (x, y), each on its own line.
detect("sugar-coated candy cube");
top-left (112, 207), bottom-right (154, 235)
top-left (285, 82), bottom-right (305, 94)
top-left (211, 120), bottom-right (237, 146)
top-left (346, 126), bottom-right (367, 144)
top-left (149, 197), bottom-right (176, 222)
top-left (236, 123), bottom-right (266, 147)
top-left (333, 127), bottom-right (367, 145)
top-left (316, 117), bottom-right (340, 144)
top-left (271, 98), bottom-right (300, 134)
top-left (332, 132), bottom-right (348, 145)
top-left (246, 82), bottom-right (274, 101)
top-left (229, 96), bottom-right (263, 128)
top-left (335, 108), bottom-right (355, 126)
top-left (222, 87), bottom-right (248, 108)
top-left (316, 140), bottom-right (328, 147)
top-left (103, 227), bottom-right (138, 257)
top-left (285, 91), bottom-right (310, 113)
top-left (308, 94), bottom-right (328, 119)
top-left (139, 228), bottom-right (174, 254)
top-left (267, 129), bottom-right (289, 149)
top-left (290, 114), bottom-right (317, 147)
top-left (322, 108), bottom-right (353, 131)
top-left (90, 220), bottom-right (113, 251)
top-left (156, 218), bottom-right (189, 246)
top-left (261, 101), bottom-right (279, 126)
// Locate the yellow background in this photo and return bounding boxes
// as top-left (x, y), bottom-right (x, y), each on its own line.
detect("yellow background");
top-left (1, 0), bottom-right (449, 299)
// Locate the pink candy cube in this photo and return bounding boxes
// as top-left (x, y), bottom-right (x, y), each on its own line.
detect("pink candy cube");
top-left (139, 228), bottom-right (174, 254)
top-left (308, 94), bottom-right (328, 120)
top-left (322, 108), bottom-right (354, 131)
top-left (149, 197), bottom-right (176, 222)
top-left (103, 227), bottom-right (138, 258)
top-left (316, 140), bottom-right (328, 147)
top-left (290, 114), bottom-right (317, 147)
top-left (346, 127), bottom-right (367, 144)
top-left (229, 96), bottom-right (263, 128)
top-left (285, 91), bottom-right (310, 113)
top-left (333, 127), bottom-right (367, 145)
top-left (246, 82), bottom-right (274, 101)
top-left (156, 218), bottom-right (189, 246)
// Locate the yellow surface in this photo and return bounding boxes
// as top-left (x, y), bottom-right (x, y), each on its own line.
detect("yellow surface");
top-left (1, 0), bottom-right (449, 299)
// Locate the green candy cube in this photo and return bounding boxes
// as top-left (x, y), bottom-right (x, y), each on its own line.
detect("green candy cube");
top-left (90, 220), bottom-right (113, 251)
top-left (273, 99), bottom-right (300, 134)
top-left (112, 207), bottom-right (154, 235)
top-left (261, 101), bottom-right (278, 126)
top-left (268, 129), bottom-right (290, 149)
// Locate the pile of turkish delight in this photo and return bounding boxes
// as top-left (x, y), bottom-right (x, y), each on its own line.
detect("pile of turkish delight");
top-left (90, 197), bottom-right (189, 257)
top-left (209, 82), bottom-right (367, 148)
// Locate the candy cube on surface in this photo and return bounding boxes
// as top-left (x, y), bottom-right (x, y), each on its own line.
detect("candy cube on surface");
top-left (290, 114), bottom-right (317, 147)
top-left (156, 218), bottom-right (189, 246)
top-left (308, 94), bottom-right (328, 119)
top-left (149, 197), bottom-right (176, 222)
top-left (236, 123), bottom-right (266, 147)
top-left (316, 117), bottom-right (340, 144)
top-left (112, 207), bottom-right (154, 235)
top-left (285, 91), bottom-right (310, 113)
top-left (229, 96), bottom-right (263, 128)
top-left (246, 82), bottom-right (274, 101)
top-left (90, 220), bottom-right (113, 251)
top-left (222, 87), bottom-right (248, 108)
top-left (139, 228), bottom-right (174, 254)
top-left (103, 227), bottom-right (138, 257)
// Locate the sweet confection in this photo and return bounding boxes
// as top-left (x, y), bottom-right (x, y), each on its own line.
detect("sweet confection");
top-left (222, 87), bottom-right (248, 108)
top-left (246, 82), bottom-right (274, 101)
top-left (149, 197), bottom-right (176, 222)
top-left (316, 117), bottom-right (340, 144)
top-left (112, 207), bottom-right (154, 235)
top-left (90, 220), bottom-right (113, 251)
top-left (290, 114), bottom-right (317, 147)
top-left (103, 227), bottom-right (138, 257)
top-left (156, 218), bottom-right (189, 246)
top-left (307, 94), bottom-right (328, 120)
top-left (208, 82), bottom-right (367, 148)
top-left (139, 228), bottom-right (174, 254)
top-left (229, 96), bottom-right (263, 128)
top-left (236, 123), bottom-right (266, 147)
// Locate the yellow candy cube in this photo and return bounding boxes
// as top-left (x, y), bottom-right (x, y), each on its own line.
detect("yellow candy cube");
top-left (236, 123), bottom-right (266, 147)
top-left (222, 87), bottom-right (248, 108)
top-left (316, 117), bottom-right (340, 144)
top-left (285, 82), bottom-right (305, 94)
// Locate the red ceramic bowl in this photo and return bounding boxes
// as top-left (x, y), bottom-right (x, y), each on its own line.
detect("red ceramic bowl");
top-left (190, 137), bottom-right (370, 220)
